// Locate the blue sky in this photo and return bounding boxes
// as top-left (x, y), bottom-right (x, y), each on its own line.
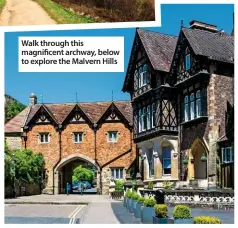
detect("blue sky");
top-left (5, 4), bottom-right (234, 105)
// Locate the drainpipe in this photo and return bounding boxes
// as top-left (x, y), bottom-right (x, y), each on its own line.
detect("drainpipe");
top-left (52, 125), bottom-right (62, 195)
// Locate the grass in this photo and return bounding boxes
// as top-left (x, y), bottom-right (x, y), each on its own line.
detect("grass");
top-left (0, 0), bottom-right (6, 13)
top-left (33, 0), bottom-right (94, 24)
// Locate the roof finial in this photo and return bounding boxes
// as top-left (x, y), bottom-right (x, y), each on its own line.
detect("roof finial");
top-left (112, 90), bottom-right (114, 102)
top-left (76, 92), bottom-right (78, 103)
top-left (181, 19), bottom-right (184, 28)
top-left (40, 94), bottom-right (43, 104)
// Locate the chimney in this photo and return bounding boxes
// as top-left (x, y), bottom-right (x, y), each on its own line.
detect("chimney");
top-left (189, 20), bottom-right (218, 32)
top-left (29, 93), bottom-right (37, 105)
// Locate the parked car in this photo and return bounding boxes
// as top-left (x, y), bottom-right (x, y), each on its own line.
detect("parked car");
top-left (82, 181), bottom-right (91, 189)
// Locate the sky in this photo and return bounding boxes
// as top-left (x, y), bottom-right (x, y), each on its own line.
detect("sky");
top-left (4, 4), bottom-right (234, 105)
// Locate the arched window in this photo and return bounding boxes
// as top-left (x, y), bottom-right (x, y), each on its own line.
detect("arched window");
top-left (190, 93), bottom-right (195, 120)
top-left (196, 91), bottom-right (201, 117)
top-left (162, 147), bottom-right (171, 175)
top-left (147, 105), bottom-right (151, 130)
top-left (185, 47), bottom-right (191, 70)
top-left (184, 96), bottom-right (189, 121)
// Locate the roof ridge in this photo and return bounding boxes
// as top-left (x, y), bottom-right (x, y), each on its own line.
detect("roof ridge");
top-left (43, 100), bottom-right (131, 105)
top-left (137, 28), bottom-right (178, 38)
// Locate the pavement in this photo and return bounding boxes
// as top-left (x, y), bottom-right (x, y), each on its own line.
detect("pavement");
top-left (4, 195), bottom-right (235, 224)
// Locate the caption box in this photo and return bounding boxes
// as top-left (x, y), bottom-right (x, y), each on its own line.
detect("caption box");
top-left (18, 36), bottom-right (124, 72)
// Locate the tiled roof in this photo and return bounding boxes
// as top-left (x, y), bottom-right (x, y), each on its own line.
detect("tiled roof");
top-left (5, 108), bottom-right (28, 133)
top-left (137, 29), bottom-right (178, 72)
top-left (182, 28), bottom-right (234, 63)
top-left (23, 101), bottom-right (133, 127)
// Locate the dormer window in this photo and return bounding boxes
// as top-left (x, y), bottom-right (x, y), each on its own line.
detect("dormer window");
top-left (185, 47), bottom-right (191, 70)
top-left (138, 64), bottom-right (149, 88)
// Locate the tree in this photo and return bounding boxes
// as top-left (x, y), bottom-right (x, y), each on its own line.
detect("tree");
top-left (72, 165), bottom-right (95, 182)
top-left (5, 98), bottom-right (26, 122)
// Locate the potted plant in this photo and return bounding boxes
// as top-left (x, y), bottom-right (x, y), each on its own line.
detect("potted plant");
top-left (172, 205), bottom-right (193, 224)
top-left (124, 189), bottom-right (130, 208)
top-left (134, 196), bottom-right (144, 218)
top-left (194, 216), bottom-right (221, 224)
top-left (125, 190), bottom-right (132, 210)
top-left (141, 197), bottom-right (156, 224)
top-left (153, 204), bottom-right (173, 224)
top-left (130, 191), bottom-right (139, 213)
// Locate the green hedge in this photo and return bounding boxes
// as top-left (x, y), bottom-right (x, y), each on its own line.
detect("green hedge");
top-left (173, 205), bottom-right (191, 219)
top-left (137, 196), bottom-right (145, 204)
top-left (154, 204), bottom-right (168, 218)
top-left (143, 197), bottom-right (156, 207)
top-left (194, 216), bottom-right (221, 224)
top-left (131, 191), bottom-right (139, 200)
top-left (125, 190), bottom-right (132, 198)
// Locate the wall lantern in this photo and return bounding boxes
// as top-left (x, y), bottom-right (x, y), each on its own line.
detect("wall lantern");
top-left (183, 158), bottom-right (189, 165)
top-left (201, 154), bottom-right (207, 162)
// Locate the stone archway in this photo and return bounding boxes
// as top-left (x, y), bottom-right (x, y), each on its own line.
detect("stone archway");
top-left (54, 154), bottom-right (99, 194)
top-left (188, 138), bottom-right (209, 188)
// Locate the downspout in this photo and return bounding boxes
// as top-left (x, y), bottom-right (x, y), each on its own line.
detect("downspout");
top-left (52, 125), bottom-right (62, 195)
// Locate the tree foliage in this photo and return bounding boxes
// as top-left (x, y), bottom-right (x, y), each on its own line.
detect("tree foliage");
top-left (4, 144), bottom-right (45, 185)
top-left (72, 165), bottom-right (95, 182)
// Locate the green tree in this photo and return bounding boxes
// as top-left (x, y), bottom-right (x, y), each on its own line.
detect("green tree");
top-left (5, 99), bottom-right (26, 122)
top-left (73, 165), bottom-right (95, 182)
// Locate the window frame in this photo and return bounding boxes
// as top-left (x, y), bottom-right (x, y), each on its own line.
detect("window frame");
top-left (147, 105), bottom-right (151, 130)
top-left (185, 47), bottom-right (191, 70)
top-left (108, 131), bottom-right (118, 142)
top-left (151, 103), bottom-right (156, 128)
top-left (73, 132), bottom-right (83, 143)
top-left (39, 133), bottom-right (50, 144)
top-left (142, 107), bottom-right (147, 131)
top-left (138, 64), bottom-right (149, 88)
top-left (110, 167), bottom-right (124, 179)
top-left (221, 147), bottom-right (233, 163)
top-left (162, 147), bottom-right (171, 176)
top-left (148, 149), bottom-right (154, 177)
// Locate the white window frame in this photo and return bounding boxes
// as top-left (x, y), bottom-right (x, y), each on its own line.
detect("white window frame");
top-left (162, 147), bottom-right (171, 176)
top-left (138, 109), bottom-right (142, 133)
top-left (108, 131), bottom-right (118, 142)
top-left (73, 132), bottom-right (83, 143)
top-left (196, 90), bottom-right (201, 117)
top-left (138, 64), bottom-right (150, 88)
top-left (110, 168), bottom-right (124, 179)
top-left (147, 105), bottom-right (151, 130)
top-left (190, 93), bottom-right (195, 120)
top-left (39, 133), bottom-right (50, 144)
top-left (142, 107), bottom-right (147, 131)
top-left (222, 147), bottom-right (233, 163)
top-left (151, 103), bottom-right (156, 128)
top-left (185, 47), bottom-right (191, 70)
top-left (184, 96), bottom-right (189, 122)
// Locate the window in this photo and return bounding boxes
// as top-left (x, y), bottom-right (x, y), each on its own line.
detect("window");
top-left (184, 96), bottom-right (189, 121)
top-left (222, 147), bottom-right (233, 163)
top-left (39, 133), bottom-right (49, 143)
top-left (190, 93), bottom-right (195, 120)
top-left (196, 91), bottom-right (201, 117)
top-left (147, 106), bottom-right (151, 130)
top-left (142, 107), bottom-right (147, 131)
top-left (111, 168), bottom-right (123, 179)
top-left (74, 132), bottom-right (83, 143)
top-left (138, 109), bottom-right (142, 133)
top-left (148, 149), bottom-right (154, 177)
top-left (152, 103), bottom-right (156, 128)
top-left (185, 47), bottom-right (191, 70)
top-left (162, 147), bottom-right (171, 175)
top-left (108, 131), bottom-right (118, 142)
top-left (138, 64), bottom-right (150, 88)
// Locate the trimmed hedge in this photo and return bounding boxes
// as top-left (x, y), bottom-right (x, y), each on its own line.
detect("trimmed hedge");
top-left (173, 205), bottom-right (191, 219)
top-left (143, 197), bottom-right (156, 207)
top-left (137, 196), bottom-right (145, 204)
top-left (154, 204), bottom-right (168, 218)
top-left (131, 191), bottom-right (139, 200)
top-left (194, 216), bottom-right (221, 224)
top-left (125, 190), bottom-right (132, 198)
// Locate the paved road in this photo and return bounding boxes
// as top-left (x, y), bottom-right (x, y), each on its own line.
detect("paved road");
top-left (5, 204), bottom-right (86, 224)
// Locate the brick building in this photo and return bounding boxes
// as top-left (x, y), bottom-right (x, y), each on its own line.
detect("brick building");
top-left (5, 94), bottom-right (136, 195)
top-left (123, 20), bottom-right (234, 189)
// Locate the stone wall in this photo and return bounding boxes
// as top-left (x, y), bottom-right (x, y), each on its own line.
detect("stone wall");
top-left (5, 133), bottom-right (22, 151)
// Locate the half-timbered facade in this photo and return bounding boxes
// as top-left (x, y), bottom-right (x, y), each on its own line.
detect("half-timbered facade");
top-left (123, 21), bottom-right (234, 189)
top-left (123, 29), bottom-right (179, 186)
top-left (5, 94), bottom-right (136, 195)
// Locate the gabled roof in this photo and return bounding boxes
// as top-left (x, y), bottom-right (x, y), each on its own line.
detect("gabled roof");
top-left (182, 28), bottom-right (234, 64)
top-left (5, 101), bottom-right (133, 133)
top-left (5, 108), bottom-right (28, 133)
top-left (137, 29), bottom-right (178, 72)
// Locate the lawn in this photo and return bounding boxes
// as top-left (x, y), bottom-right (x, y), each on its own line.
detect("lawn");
top-left (0, 0), bottom-right (6, 13)
top-left (33, 0), bottom-right (94, 24)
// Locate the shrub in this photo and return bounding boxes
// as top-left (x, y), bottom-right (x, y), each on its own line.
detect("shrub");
top-left (194, 216), bottom-right (221, 224)
top-left (115, 180), bottom-right (124, 192)
top-left (73, 165), bottom-right (94, 182)
top-left (148, 181), bottom-right (154, 189)
top-left (143, 197), bottom-right (156, 207)
top-left (125, 190), bottom-right (132, 198)
top-left (137, 196), bottom-right (145, 204)
top-left (173, 205), bottom-right (191, 219)
top-left (131, 191), bottom-right (139, 200)
top-left (154, 204), bottom-right (168, 218)
top-left (163, 180), bottom-right (173, 190)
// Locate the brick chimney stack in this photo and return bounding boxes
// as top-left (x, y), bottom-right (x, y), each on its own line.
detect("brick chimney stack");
top-left (29, 93), bottom-right (37, 105)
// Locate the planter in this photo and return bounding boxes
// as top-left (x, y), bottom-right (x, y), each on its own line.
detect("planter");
top-left (134, 202), bottom-right (143, 218)
top-left (129, 199), bottom-right (136, 213)
top-left (127, 198), bottom-right (132, 211)
top-left (153, 216), bottom-right (174, 224)
top-left (173, 218), bottom-right (194, 224)
top-left (123, 197), bottom-right (127, 208)
top-left (132, 200), bottom-right (137, 214)
top-left (141, 206), bottom-right (155, 224)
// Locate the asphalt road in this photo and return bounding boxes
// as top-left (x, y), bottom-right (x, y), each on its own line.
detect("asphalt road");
top-left (5, 204), bottom-right (87, 224)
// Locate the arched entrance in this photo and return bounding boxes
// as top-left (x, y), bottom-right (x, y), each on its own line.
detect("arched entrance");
top-left (188, 139), bottom-right (208, 188)
top-left (54, 154), bottom-right (99, 194)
